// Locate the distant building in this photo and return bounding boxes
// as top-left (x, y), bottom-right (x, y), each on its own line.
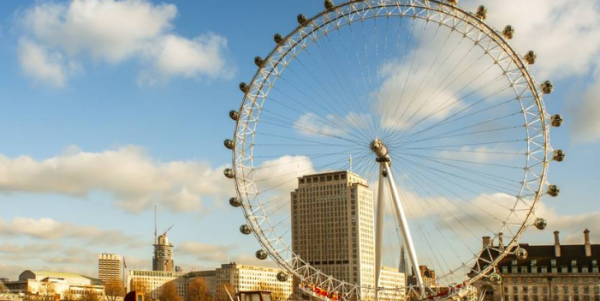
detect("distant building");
top-left (3, 270), bottom-right (104, 299)
top-left (126, 270), bottom-right (185, 300)
top-left (128, 263), bottom-right (293, 301)
top-left (153, 234), bottom-right (174, 272)
top-left (379, 266), bottom-right (406, 301)
top-left (215, 263), bottom-right (293, 300)
top-left (472, 229), bottom-right (600, 301)
top-left (408, 265), bottom-right (436, 288)
top-left (98, 253), bottom-right (123, 284)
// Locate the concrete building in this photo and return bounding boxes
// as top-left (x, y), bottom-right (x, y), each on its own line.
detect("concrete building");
top-left (153, 234), bottom-right (174, 272)
top-left (98, 253), bottom-right (123, 284)
top-left (472, 230), bottom-right (600, 301)
top-left (128, 263), bottom-right (293, 301)
top-left (126, 270), bottom-right (186, 301)
top-left (291, 170), bottom-right (404, 300)
top-left (3, 270), bottom-right (104, 299)
top-left (215, 263), bottom-right (293, 300)
top-left (379, 266), bottom-right (406, 301)
top-left (407, 265), bottom-right (436, 288)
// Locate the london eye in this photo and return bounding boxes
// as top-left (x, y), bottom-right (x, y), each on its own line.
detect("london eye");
top-left (224, 0), bottom-right (563, 300)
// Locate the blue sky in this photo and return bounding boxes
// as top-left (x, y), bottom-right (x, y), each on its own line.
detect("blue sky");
top-left (0, 0), bottom-right (599, 280)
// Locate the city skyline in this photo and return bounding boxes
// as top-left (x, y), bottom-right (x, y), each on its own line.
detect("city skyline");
top-left (0, 0), bottom-right (599, 284)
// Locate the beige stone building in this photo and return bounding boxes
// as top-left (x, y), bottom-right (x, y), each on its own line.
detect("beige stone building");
top-left (214, 263), bottom-right (293, 300)
top-left (98, 253), bottom-right (123, 284)
top-left (127, 263), bottom-right (293, 301)
top-left (126, 270), bottom-right (186, 300)
top-left (378, 266), bottom-right (406, 301)
top-left (472, 230), bottom-right (600, 301)
top-left (3, 270), bottom-right (104, 299)
top-left (292, 171), bottom-right (405, 301)
top-left (292, 171), bottom-right (375, 294)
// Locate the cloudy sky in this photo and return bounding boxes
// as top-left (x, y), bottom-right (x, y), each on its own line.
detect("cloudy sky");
top-left (0, 0), bottom-right (599, 280)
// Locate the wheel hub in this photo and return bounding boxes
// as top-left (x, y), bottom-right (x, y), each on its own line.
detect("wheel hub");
top-left (370, 138), bottom-right (391, 162)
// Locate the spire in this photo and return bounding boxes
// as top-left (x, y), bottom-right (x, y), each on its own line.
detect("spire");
top-left (154, 205), bottom-right (158, 245)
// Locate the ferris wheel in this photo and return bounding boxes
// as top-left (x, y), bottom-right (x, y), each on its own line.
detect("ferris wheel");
top-left (224, 0), bottom-right (564, 300)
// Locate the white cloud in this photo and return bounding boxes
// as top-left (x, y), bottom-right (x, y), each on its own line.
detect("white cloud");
top-left (139, 34), bottom-right (235, 85)
top-left (17, 39), bottom-right (73, 87)
top-left (570, 80), bottom-right (600, 143)
top-left (0, 217), bottom-right (141, 246)
top-left (0, 145), bottom-right (233, 213)
top-left (177, 241), bottom-right (236, 262)
top-left (0, 262), bottom-right (28, 279)
top-left (294, 112), bottom-right (368, 137)
top-left (253, 155), bottom-right (315, 197)
top-left (532, 203), bottom-right (600, 244)
top-left (476, 0), bottom-right (600, 79)
top-left (17, 0), bottom-right (233, 86)
top-left (465, 0), bottom-right (600, 143)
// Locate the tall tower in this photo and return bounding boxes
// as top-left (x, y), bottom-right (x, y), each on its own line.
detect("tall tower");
top-left (291, 171), bottom-right (375, 296)
top-left (98, 253), bottom-right (123, 283)
top-left (153, 207), bottom-right (175, 272)
top-left (153, 233), bottom-right (175, 271)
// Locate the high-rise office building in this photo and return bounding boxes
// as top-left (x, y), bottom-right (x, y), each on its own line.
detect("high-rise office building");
top-left (291, 171), bottom-right (376, 299)
top-left (98, 253), bottom-right (123, 284)
top-left (153, 234), bottom-right (174, 272)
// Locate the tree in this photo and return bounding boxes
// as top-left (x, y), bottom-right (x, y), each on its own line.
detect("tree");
top-left (131, 280), bottom-right (152, 301)
top-left (62, 290), bottom-right (78, 301)
top-left (80, 289), bottom-right (101, 301)
top-left (216, 282), bottom-right (235, 301)
top-left (215, 283), bottom-right (235, 301)
top-left (39, 281), bottom-right (57, 301)
top-left (187, 278), bottom-right (213, 301)
top-left (159, 282), bottom-right (181, 301)
top-left (104, 280), bottom-right (125, 301)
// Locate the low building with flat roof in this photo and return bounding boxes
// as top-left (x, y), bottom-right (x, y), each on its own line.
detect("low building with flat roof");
top-left (3, 270), bottom-right (104, 299)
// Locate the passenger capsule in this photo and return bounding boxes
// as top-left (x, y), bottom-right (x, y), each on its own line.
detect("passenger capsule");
top-left (254, 56), bottom-right (264, 67)
top-left (551, 114), bottom-right (563, 127)
top-left (240, 224), bottom-right (252, 235)
top-left (324, 0), bottom-right (335, 10)
top-left (224, 168), bottom-right (235, 179)
top-left (239, 82), bottom-right (249, 93)
top-left (229, 110), bottom-right (240, 121)
top-left (515, 247), bottom-right (528, 260)
top-left (256, 249), bottom-right (268, 260)
top-left (276, 271), bottom-right (289, 282)
top-left (534, 218), bottom-right (547, 230)
top-left (297, 14), bottom-right (308, 25)
top-left (274, 33), bottom-right (283, 44)
top-left (489, 273), bottom-right (502, 284)
top-left (476, 6), bottom-right (487, 20)
top-left (553, 149), bottom-right (565, 162)
top-left (447, 0), bottom-right (458, 6)
top-left (229, 197), bottom-right (242, 208)
top-left (541, 80), bottom-right (554, 94)
top-left (547, 185), bottom-right (560, 197)
top-left (503, 25), bottom-right (515, 39)
top-left (224, 139), bottom-right (235, 150)
top-left (524, 50), bottom-right (537, 65)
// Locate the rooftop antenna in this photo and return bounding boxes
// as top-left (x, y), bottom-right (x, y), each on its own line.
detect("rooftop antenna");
top-left (154, 205), bottom-right (158, 244)
top-left (349, 154), bottom-right (353, 173)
